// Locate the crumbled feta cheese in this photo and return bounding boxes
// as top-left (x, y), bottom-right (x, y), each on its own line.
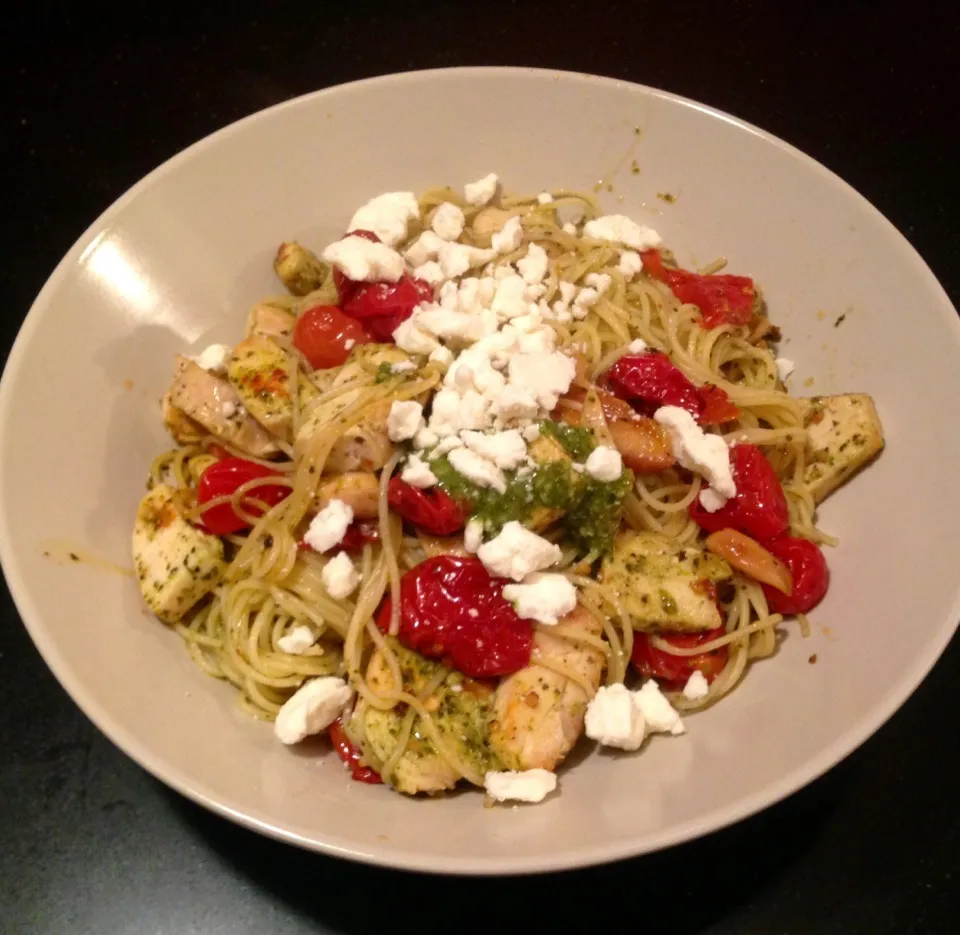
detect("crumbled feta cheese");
top-left (562, 222), bottom-right (578, 236)
top-left (575, 286), bottom-right (601, 309)
top-left (190, 343), bottom-right (231, 374)
top-left (431, 202), bottom-right (466, 241)
top-left (682, 670), bottom-right (710, 701)
top-left (477, 521), bottom-right (563, 581)
top-left (322, 551), bottom-right (360, 599)
top-left (464, 173), bottom-right (500, 206)
top-left (276, 625), bottom-right (317, 655)
top-left (413, 427), bottom-right (439, 451)
top-left (491, 274), bottom-right (529, 319)
top-left (322, 235), bottom-right (405, 282)
top-left (584, 445), bottom-right (623, 482)
top-left (492, 216), bottom-right (524, 254)
top-left (415, 307), bottom-right (476, 343)
top-left (635, 680), bottom-right (685, 735)
top-left (428, 346), bottom-right (455, 368)
top-left (448, 447), bottom-right (506, 493)
top-left (414, 260), bottom-right (445, 286)
top-left (558, 281), bottom-right (577, 303)
top-left (627, 338), bottom-right (648, 353)
top-left (492, 385), bottom-right (541, 422)
top-left (516, 243), bottom-right (550, 285)
top-left (537, 192), bottom-right (554, 204)
top-left (506, 351), bottom-right (577, 411)
top-left (347, 191), bottom-right (420, 247)
top-left (584, 683), bottom-right (647, 751)
top-left (386, 400), bottom-right (424, 442)
top-left (776, 358), bottom-right (796, 382)
top-left (404, 230), bottom-right (447, 267)
top-left (463, 519), bottom-right (484, 553)
top-left (439, 242), bottom-right (495, 279)
top-left (618, 250), bottom-right (643, 277)
top-left (303, 499), bottom-right (354, 553)
top-left (584, 215), bottom-right (662, 251)
top-left (432, 435), bottom-right (465, 456)
top-left (484, 768), bottom-right (557, 803)
top-left (274, 676), bottom-right (353, 745)
top-left (401, 453), bottom-right (438, 488)
top-left (584, 272), bottom-right (612, 294)
top-left (460, 429), bottom-right (527, 470)
top-left (502, 573), bottom-right (577, 625)
top-left (522, 423), bottom-right (541, 442)
top-left (220, 400), bottom-right (238, 418)
top-left (654, 405), bottom-right (736, 512)
top-left (393, 319), bottom-right (440, 355)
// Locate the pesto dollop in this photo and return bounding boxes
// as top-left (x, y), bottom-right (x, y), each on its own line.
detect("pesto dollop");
top-left (538, 419), bottom-right (596, 460)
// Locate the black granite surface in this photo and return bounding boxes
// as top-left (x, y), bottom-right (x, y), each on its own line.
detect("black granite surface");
top-left (2, 2), bottom-right (958, 932)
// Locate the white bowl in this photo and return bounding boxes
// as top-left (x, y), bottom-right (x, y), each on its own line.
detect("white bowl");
top-left (2, 67), bottom-right (958, 875)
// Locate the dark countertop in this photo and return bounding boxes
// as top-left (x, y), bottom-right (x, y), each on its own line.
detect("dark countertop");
top-left (2, 2), bottom-right (958, 932)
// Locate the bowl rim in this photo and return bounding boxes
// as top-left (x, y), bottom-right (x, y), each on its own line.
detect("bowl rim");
top-left (2, 65), bottom-right (959, 876)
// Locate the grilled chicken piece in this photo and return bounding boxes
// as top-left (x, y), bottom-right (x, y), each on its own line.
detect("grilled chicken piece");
top-left (797, 394), bottom-right (885, 504)
top-left (601, 531), bottom-right (732, 632)
top-left (132, 484), bottom-right (225, 622)
top-left (273, 241), bottom-right (329, 296)
top-left (488, 604), bottom-right (604, 772)
top-left (226, 336), bottom-right (317, 443)
top-left (360, 638), bottom-right (499, 794)
top-left (169, 356), bottom-right (279, 458)
top-left (525, 433), bottom-right (575, 532)
top-left (246, 303), bottom-right (296, 346)
top-left (162, 390), bottom-right (205, 445)
top-left (315, 472), bottom-right (380, 519)
top-left (294, 344), bottom-right (417, 474)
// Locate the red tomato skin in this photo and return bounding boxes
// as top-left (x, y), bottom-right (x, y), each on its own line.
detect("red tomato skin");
top-left (689, 444), bottom-right (789, 542)
top-left (387, 478), bottom-right (469, 536)
top-left (604, 351), bottom-right (705, 420)
top-left (630, 627), bottom-right (729, 688)
top-left (196, 458), bottom-right (289, 535)
top-left (698, 384), bottom-right (740, 425)
top-left (343, 274), bottom-right (433, 342)
top-left (641, 249), bottom-right (756, 329)
top-left (761, 536), bottom-right (830, 615)
top-left (337, 520), bottom-right (380, 552)
top-left (328, 717), bottom-right (382, 784)
top-left (293, 305), bottom-right (373, 370)
top-left (375, 556), bottom-right (533, 679)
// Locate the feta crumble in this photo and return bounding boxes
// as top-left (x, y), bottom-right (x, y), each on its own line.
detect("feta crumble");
top-left (584, 683), bottom-right (647, 751)
top-left (400, 454), bottom-right (438, 489)
top-left (682, 670), bottom-right (710, 701)
top-left (347, 191), bottom-right (420, 247)
top-left (190, 343), bottom-right (231, 374)
top-left (303, 499), bottom-right (354, 553)
top-left (584, 215), bottom-right (662, 251)
top-left (322, 235), bottom-right (405, 282)
top-left (484, 768), bottom-right (557, 803)
top-left (477, 521), bottom-right (563, 581)
top-left (584, 445), bottom-right (623, 482)
top-left (464, 173), bottom-right (499, 206)
top-left (431, 202), bottom-right (466, 241)
top-left (386, 400), bottom-right (424, 442)
top-left (276, 625), bottom-right (317, 655)
top-left (274, 677), bottom-right (352, 745)
top-left (502, 573), bottom-right (577, 625)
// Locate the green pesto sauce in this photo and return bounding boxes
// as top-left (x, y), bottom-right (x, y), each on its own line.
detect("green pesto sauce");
top-left (431, 456), bottom-right (581, 534)
top-left (563, 469), bottom-right (633, 556)
top-left (374, 362), bottom-right (395, 384)
top-left (538, 419), bottom-right (596, 460)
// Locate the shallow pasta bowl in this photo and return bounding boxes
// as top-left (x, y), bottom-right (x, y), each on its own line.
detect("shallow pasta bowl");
top-left (1, 67), bottom-right (959, 875)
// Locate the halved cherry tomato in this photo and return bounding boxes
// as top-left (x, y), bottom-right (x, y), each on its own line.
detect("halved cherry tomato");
top-left (641, 249), bottom-right (756, 329)
top-left (760, 536), bottom-right (830, 615)
top-left (293, 305), bottom-right (372, 370)
top-left (387, 478), bottom-right (469, 536)
top-left (196, 457), bottom-right (290, 535)
top-left (698, 384), bottom-right (740, 425)
top-left (604, 351), bottom-right (705, 420)
top-left (343, 274), bottom-right (434, 342)
top-left (375, 555), bottom-right (533, 679)
top-left (328, 717), bottom-right (382, 784)
top-left (631, 627), bottom-right (729, 688)
top-left (689, 444), bottom-right (789, 542)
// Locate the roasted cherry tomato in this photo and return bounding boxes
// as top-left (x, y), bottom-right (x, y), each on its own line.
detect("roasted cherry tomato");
top-left (343, 274), bottom-right (434, 342)
top-left (328, 717), bottom-right (382, 784)
top-left (196, 457), bottom-right (290, 535)
top-left (338, 520), bottom-right (380, 552)
top-left (604, 351), bottom-right (704, 420)
top-left (760, 536), bottom-right (830, 615)
top-left (698, 384), bottom-right (740, 425)
top-left (689, 444), bottom-right (789, 542)
top-left (375, 555), bottom-right (533, 679)
top-left (293, 305), bottom-right (372, 370)
top-left (641, 249), bottom-right (756, 329)
top-left (631, 626), bottom-right (729, 688)
top-left (387, 478), bottom-right (469, 536)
